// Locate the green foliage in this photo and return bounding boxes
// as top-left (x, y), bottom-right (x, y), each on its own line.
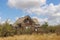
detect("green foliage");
top-left (0, 20), bottom-right (60, 37)
top-left (47, 26), bottom-right (56, 33)
top-left (0, 25), bottom-right (3, 36)
top-left (41, 22), bottom-right (48, 29)
top-left (55, 25), bottom-right (60, 35)
top-left (19, 27), bottom-right (32, 34)
top-left (24, 27), bottom-right (32, 34)
top-left (0, 22), bottom-right (15, 37)
top-left (41, 22), bottom-right (49, 33)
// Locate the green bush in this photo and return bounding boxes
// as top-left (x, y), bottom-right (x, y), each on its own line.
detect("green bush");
top-left (0, 22), bottom-right (15, 37)
top-left (41, 22), bottom-right (48, 29)
top-left (0, 20), bottom-right (60, 37)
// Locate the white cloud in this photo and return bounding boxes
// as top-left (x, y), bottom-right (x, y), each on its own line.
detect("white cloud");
top-left (0, 17), bottom-right (1, 20)
top-left (0, 17), bottom-right (1, 23)
top-left (0, 19), bottom-right (14, 24)
top-left (7, 0), bottom-right (46, 9)
top-left (7, 0), bottom-right (60, 25)
top-left (52, 13), bottom-right (60, 16)
top-left (30, 4), bottom-right (60, 25)
top-left (7, 19), bottom-right (14, 24)
top-left (15, 17), bottom-right (19, 20)
top-left (32, 16), bottom-right (48, 25)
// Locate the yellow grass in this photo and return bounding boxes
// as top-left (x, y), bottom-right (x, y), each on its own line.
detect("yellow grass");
top-left (0, 34), bottom-right (60, 40)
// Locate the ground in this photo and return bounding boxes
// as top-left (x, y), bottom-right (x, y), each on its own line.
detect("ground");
top-left (0, 34), bottom-right (60, 40)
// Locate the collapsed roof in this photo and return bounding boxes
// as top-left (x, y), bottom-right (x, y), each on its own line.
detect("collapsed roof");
top-left (13, 15), bottom-right (40, 27)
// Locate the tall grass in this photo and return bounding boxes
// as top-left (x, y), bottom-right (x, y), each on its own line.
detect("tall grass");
top-left (0, 34), bottom-right (60, 40)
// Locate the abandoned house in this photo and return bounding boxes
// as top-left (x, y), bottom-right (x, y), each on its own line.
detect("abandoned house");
top-left (13, 15), bottom-right (45, 33)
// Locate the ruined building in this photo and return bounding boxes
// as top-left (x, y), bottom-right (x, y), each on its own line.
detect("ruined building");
top-left (13, 15), bottom-right (43, 33)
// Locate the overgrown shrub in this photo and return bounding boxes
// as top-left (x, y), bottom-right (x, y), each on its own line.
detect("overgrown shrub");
top-left (0, 21), bottom-right (60, 37)
top-left (0, 22), bottom-right (15, 37)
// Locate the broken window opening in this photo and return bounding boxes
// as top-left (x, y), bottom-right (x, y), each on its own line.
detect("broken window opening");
top-left (24, 18), bottom-right (30, 23)
top-left (17, 23), bottom-right (21, 27)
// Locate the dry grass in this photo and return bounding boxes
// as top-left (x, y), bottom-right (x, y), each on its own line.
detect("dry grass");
top-left (0, 34), bottom-right (60, 40)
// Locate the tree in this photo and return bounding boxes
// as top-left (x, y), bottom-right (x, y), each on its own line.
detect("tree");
top-left (41, 22), bottom-right (49, 33)
top-left (41, 22), bottom-right (48, 29)
top-left (0, 21), bottom-right (14, 37)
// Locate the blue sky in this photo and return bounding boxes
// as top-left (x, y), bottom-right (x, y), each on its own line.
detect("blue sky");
top-left (47, 0), bottom-right (60, 5)
top-left (0, 0), bottom-right (60, 25)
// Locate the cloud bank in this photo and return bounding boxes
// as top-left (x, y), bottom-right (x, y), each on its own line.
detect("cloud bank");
top-left (7, 0), bottom-right (60, 25)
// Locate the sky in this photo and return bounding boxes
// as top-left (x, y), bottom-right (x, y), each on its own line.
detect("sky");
top-left (0, 0), bottom-right (60, 25)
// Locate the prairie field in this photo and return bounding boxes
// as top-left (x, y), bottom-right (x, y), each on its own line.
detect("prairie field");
top-left (0, 34), bottom-right (60, 40)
